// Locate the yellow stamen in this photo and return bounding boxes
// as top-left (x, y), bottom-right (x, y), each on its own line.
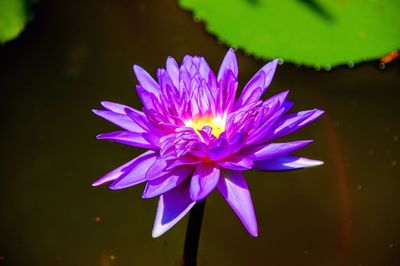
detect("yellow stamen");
top-left (184, 114), bottom-right (226, 138)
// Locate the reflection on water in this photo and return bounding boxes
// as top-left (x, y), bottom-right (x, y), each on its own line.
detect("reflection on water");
top-left (0, 0), bottom-right (399, 265)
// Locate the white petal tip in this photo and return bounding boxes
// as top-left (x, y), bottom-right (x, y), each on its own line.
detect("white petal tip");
top-left (151, 227), bottom-right (166, 238)
top-left (245, 224), bottom-right (258, 237)
top-left (133, 65), bottom-right (145, 76)
top-left (151, 233), bottom-right (160, 238)
top-left (250, 231), bottom-right (258, 237)
top-left (141, 191), bottom-right (153, 199)
top-left (108, 184), bottom-right (122, 190)
top-left (109, 185), bottom-right (127, 191)
top-left (308, 160), bottom-right (324, 167)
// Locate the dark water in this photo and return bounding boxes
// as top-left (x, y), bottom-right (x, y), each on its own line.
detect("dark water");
top-left (0, 1), bottom-right (399, 265)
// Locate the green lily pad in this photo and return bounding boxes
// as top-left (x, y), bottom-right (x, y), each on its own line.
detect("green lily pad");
top-left (179, 0), bottom-right (400, 68)
top-left (0, 0), bottom-right (31, 42)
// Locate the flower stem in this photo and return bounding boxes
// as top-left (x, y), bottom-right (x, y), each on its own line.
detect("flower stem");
top-left (183, 199), bottom-right (206, 266)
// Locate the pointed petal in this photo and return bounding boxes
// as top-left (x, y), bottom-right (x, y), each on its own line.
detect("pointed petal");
top-left (133, 65), bottom-right (160, 99)
top-left (262, 90), bottom-right (289, 108)
top-left (166, 57), bottom-right (180, 88)
top-left (142, 166), bottom-right (194, 198)
top-left (96, 131), bottom-right (158, 149)
top-left (243, 140), bottom-right (313, 161)
top-left (92, 110), bottom-right (146, 133)
top-left (217, 155), bottom-right (253, 170)
top-left (92, 152), bottom-right (152, 186)
top-left (145, 156), bottom-right (172, 180)
top-left (282, 100), bottom-right (294, 113)
top-left (253, 155), bottom-right (323, 171)
top-left (198, 57), bottom-right (213, 82)
top-left (166, 156), bottom-right (204, 171)
top-left (267, 109), bottom-right (324, 141)
top-left (228, 132), bottom-right (245, 154)
top-left (100, 101), bottom-right (143, 115)
top-left (182, 55), bottom-right (194, 69)
top-left (108, 151), bottom-right (157, 190)
top-left (297, 109), bottom-right (324, 127)
top-left (217, 49), bottom-right (238, 81)
top-left (217, 170), bottom-right (258, 237)
top-left (235, 72), bottom-right (265, 108)
top-left (216, 68), bottom-right (238, 113)
top-left (124, 108), bottom-right (150, 131)
top-left (190, 164), bottom-right (220, 201)
top-left (235, 59), bottom-right (278, 108)
top-left (136, 85), bottom-right (160, 110)
top-left (152, 181), bottom-right (195, 238)
top-left (257, 59), bottom-right (278, 90)
top-left (245, 108), bottom-right (285, 146)
top-left (207, 137), bottom-right (229, 161)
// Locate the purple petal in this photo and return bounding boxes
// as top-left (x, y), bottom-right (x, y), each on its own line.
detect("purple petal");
top-left (262, 90), bottom-right (289, 108)
top-left (142, 166), bottom-right (194, 198)
top-left (216, 68), bottom-right (238, 113)
top-left (207, 137), bottom-right (229, 161)
top-left (182, 55), bottom-right (194, 69)
top-left (253, 155), bottom-right (324, 171)
top-left (108, 151), bottom-right (157, 190)
top-left (146, 156), bottom-right (175, 180)
top-left (142, 132), bottom-right (161, 147)
top-left (217, 170), bottom-right (258, 237)
top-left (245, 108), bottom-right (285, 146)
top-left (152, 180), bottom-right (195, 238)
top-left (92, 110), bottom-right (146, 133)
top-left (217, 155), bottom-right (253, 170)
top-left (124, 108), bottom-right (150, 131)
top-left (235, 73), bottom-right (265, 108)
top-left (217, 48), bottom-right (238, 81)
top-left (100, 101), bottom-right (143, 115)
top-left (297, 109), bottom-right (324, 127)
top-left (136, 85), bottom-right (159, 110)
top-left (133, 65), bottom-right (160, 99)
top-left (96, 131), bottom-right (158, 149)
top-left (243, 140), bottom-right (313, 161)
top-left (157, 68), bottom-right (175, 95)
top-left (198, 57), bottom-right (213, 82)
top-left (257, 59), bottom-right (278, 89)
top-left (198, 126), bottom-right (213, 144)
top-left (166, 57), bottom-right (180, 88)
top-left (267, 109), bottom-right (324, 141)
top-left (166, 156), bottom-right (204, 171)
top-left (92, 152), bottom-right (152, 186)
top-left (228, 132), bottom-right (245, 154)
top-left (282, 100), bottom-right (294, 113)
top-left (235, 59), bottom-right (278, 108)
top-left (190, 164), bottom-right (220, 201)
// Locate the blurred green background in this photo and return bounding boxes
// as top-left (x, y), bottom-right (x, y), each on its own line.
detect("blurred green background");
top-left (0, 1), bottom-right (399, 265)
top-left (179, 0), bottom-right (400, 67)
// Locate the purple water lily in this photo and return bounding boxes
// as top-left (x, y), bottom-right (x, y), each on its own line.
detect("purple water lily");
top-left (93, 49), bottom-right (323, 237)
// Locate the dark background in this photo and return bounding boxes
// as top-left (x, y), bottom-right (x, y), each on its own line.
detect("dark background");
top-left (0, 1), bottom-right (399, 265)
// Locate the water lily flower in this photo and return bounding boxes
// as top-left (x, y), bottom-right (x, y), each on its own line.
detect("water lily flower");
top-left (93, 49), bottom-right (324, 237)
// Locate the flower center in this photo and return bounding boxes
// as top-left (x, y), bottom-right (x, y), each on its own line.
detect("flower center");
top-left (184, 114), bottom-right (226, 138)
